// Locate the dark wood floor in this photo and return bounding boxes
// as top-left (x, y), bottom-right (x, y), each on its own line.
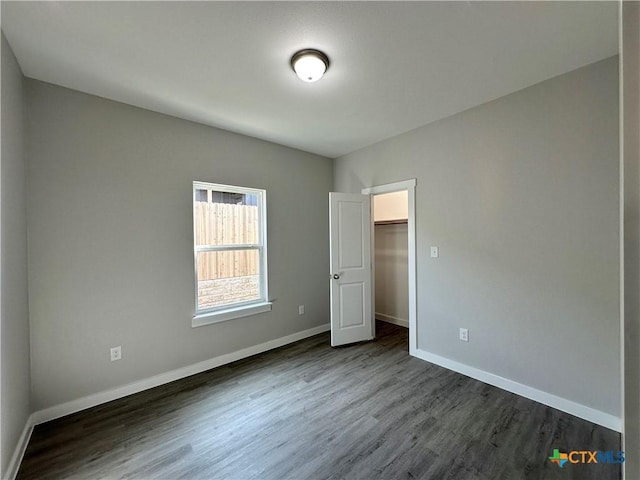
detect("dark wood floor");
top-left (18, 322), bottom-right (621, 480)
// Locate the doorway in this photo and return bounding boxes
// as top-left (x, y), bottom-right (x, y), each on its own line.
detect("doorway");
top-left (373, 191), bottom-right (409, 330)
top-left (362, 179), bottom-right (417, 355)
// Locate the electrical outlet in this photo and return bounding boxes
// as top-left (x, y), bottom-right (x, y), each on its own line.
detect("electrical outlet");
top-left (110, 346), bottom-right (122, 361)
top-left (459, 328), bottom-right (469, 342)
top-left (298, 305), bottom-right (305, 315)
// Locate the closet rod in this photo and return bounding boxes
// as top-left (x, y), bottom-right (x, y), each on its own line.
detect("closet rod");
top-left (374, 219), bottom-right (408, 225)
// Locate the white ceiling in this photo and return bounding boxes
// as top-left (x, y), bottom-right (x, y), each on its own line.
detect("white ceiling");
top-left (1, 1), bottom-right (618, 158)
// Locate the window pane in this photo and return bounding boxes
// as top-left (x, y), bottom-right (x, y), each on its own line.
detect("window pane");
top-left (196, 250), bottom-right (260, 309)
top-left (194, 192), bottom-right (259, 246)
top-left (210, 191), bottom-right (258, 206)
top-left (195, 189), bottom-right (208, 202)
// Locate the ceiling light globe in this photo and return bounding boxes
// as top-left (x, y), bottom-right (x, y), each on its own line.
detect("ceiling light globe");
top-left (291, 50), bottom-right (329, 83)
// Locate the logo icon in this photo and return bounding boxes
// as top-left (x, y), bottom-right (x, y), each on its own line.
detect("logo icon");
top-left (549, 449), bottom-right (569, 468)
top-left (549, 449), bottom-right (625, 467)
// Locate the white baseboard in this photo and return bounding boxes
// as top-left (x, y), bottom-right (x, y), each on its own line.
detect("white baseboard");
top-left (32, 323), bottom-right (330, 426)
top-left (4, 413), bottom-right (35, 480)
top-left (375, 312), bottom-right (409, 329)
top-left (413, 348), bottom-right (622, 432)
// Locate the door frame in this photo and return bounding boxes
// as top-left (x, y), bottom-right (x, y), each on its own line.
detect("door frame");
top-left (362, 179), bottom-right (417, 356)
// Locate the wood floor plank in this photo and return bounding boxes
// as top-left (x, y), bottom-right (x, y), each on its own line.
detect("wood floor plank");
top-left (17, 322), bottom-right (621, 480)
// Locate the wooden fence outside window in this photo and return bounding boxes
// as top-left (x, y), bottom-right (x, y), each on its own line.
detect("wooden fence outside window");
top-left (195, 202), bottom-right (260, 281)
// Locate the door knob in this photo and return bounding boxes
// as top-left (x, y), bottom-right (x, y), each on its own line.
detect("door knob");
top-left (333, 274), bottom-right (340, 279)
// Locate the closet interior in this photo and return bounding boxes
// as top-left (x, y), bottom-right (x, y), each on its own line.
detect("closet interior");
top-left (373, 191), bottom-right (409, 329)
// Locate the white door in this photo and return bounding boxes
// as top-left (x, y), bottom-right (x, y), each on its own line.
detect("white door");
top-left (329, 192), bottom-right (373, 346)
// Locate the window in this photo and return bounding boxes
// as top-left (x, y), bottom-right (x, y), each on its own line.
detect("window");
top-left (192, 182), bottom-right (270, 326)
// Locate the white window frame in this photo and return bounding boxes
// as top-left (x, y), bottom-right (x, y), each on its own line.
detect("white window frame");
top-left (192, 181), bottom-right (271, 327)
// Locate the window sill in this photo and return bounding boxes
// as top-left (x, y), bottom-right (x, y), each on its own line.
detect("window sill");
top-left (192, 301), bottom-right (272, 328)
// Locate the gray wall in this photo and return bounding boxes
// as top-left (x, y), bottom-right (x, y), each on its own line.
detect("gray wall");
top-left (374, 223), bottom-right (408, 323)
top-left (26, 80), bottom-right (332, 410)
top-left (335, 57), bottom-right (620, 418)
top-left (1, 33), bottom-right (31, 476)
top-left (623, 2), bottom-right (640, 477)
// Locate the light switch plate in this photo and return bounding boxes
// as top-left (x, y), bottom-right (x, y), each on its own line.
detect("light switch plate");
top-left (430, 246), bottom-right (439, 258)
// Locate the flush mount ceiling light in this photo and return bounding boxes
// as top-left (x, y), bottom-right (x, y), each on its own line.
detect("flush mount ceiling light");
top-left (290, 49), bottom-right (330, 83)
